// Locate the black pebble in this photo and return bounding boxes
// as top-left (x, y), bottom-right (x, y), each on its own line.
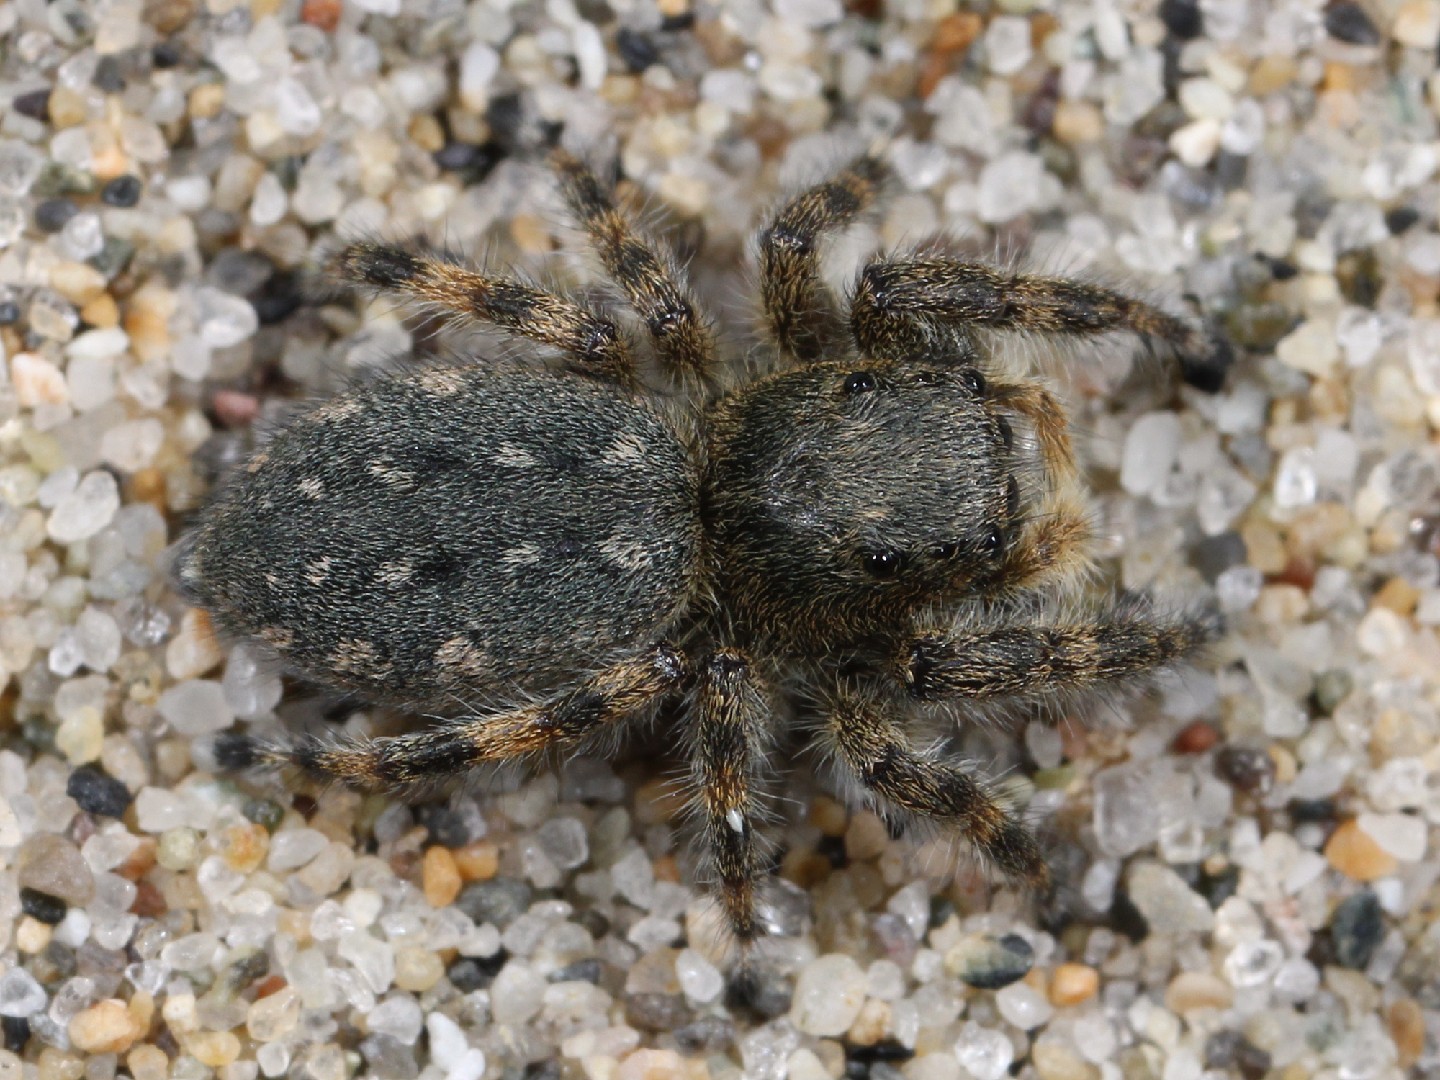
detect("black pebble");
top-left (848, 1041), bottom-right (914, 1065)
top-left (1215, 744), bottom-right (1275, 795)
top-left (673, 1016), bottom-right (734, 1054)
top-left (547, 958), bottom-right (602, 984)
top-left (19, 888), bottom-right (67, 925)
top-left (625, 992), bottom-right (693, 1031)
top-left (66, 766), bottom-right (133, 818)
top-left (455, 878), bottom-right (533, 928)
top-left (725, 967), bottom-right (793, 1019)
top-left (34, 198), bottom-right (78, 234)
top-left (816, 833), bottom-right (848, 868)
top-left (616, 27), bottom-right (659, 72)
top-left (1, 1016), bottom-right (29, 1053)
top-left (1385, 205), bottom-right (1420, 235)
top-left (955, 932), bottom-right (1034, 990)
top-left (252, 271), bottom-right (303, 325)
top-left (242, 797), bottom-right (285, 832)
top-left (0, 301), bottom-right (19, 326)
top-left (1205, 1030), bottom-right (1272, 1080)
top-left (11, 89), bottom-right (51, 121)
top-left (152, 42), bottom-right (183, 68)
top-left (1159, 0), bottom-right (1203, 40)
top-left (419, 807), bottom-right (471, 848)
top-left (447, 951), bottom-right (507, 991)
top-left (1191, 530), bottom-right (1247, 584)
top-left (1197, 864), bottom-right (1240, 909)
top-left (101, 175), bottom-right (143, 207)
top-left (1288, 797), bottom-right (1337, 825)
top-left (432, 141), bottom-right (504, 186)
top-left (92, 57), bottom-right (126, 92)
top-left (1324, 0), bottom-right (1382, 45)
top-left (1329, 889), bottom-right (1384, 969)
top-left (1109, 890), bottom-right (1150, 942)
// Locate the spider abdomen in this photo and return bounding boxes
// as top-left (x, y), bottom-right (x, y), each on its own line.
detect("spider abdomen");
top-left (178, 368), bottom-right (702, 706)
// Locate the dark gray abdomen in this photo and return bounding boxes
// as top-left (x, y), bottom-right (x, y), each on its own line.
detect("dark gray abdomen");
top-left (179, 368), bottom-right (699, 706)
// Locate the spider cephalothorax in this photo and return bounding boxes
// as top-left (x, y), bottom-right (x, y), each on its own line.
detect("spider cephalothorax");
top-left (182, 152), bottom-right (1227, 945)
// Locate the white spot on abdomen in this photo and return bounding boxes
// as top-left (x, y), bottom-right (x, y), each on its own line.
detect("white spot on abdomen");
top-left (501, 543), bottom-right (540, 567)
top-left (602, 433), bottom-right (648, 467)
top-left (376, 560), bottom-right (414, 585)
top-left (725, 809), bottom-right (746, 834)
top-left (599, 534), bottom-right (652, 570)
top-left (494, 443), bottom-right (537, 468)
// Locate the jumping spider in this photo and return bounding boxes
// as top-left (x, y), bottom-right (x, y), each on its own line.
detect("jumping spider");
top-left (180, 152), bottom-right (1228, 944)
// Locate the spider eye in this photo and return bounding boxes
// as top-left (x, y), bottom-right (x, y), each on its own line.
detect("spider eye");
top-left (862, 547), bottom-right (904, 578)
top-left (929, 542), bottom-right (960, 561)
top-left (843, 371), bottom-right (877, 394)
top-left (960, 368), bottom-right (987, 396)
top-left (996, 415), bottom-right (1013, 450)
top-left (979, 526), bottom-right (1006, 558)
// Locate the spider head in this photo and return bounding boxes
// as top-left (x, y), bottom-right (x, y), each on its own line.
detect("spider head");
top-left (707, 359), bottom-right (1047, 648)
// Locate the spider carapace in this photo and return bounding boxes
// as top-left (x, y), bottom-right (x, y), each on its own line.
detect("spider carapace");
top-left (179, 152), bottom-right (1229, 945)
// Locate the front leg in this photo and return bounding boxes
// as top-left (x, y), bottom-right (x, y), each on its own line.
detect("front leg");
top-left (850, 257), bottom-right (1232, 390)
top-left (823, 691), bottom-right (1047, 885)
top-left (896, 603), bottom-right (1218, 704)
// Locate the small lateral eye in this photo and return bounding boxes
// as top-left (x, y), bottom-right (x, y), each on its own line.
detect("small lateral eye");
top-left (928, 541), bottom-right (960, 561)
top-left (959, 368), bottom-right (987, 395)
top-left (996, 415), bottom-right (1013, 450)
top-left (862, 547), bottom-right (904, 578)
top-left (980, 526), bottom-right (1006, 558)
top-left (844, 371), bottom-right (877, 394)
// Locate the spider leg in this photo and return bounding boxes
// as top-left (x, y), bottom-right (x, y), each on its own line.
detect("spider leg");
top-left (215, 644), bottom-right (689, 792)
top-left (984, 377), bottom-right (1094, 593)
top-left (758, 157), bottom-right (888, 363)
top-left (331, 243), bottom-right (635, 380)
top-left (895, 603), bottom-right (1219, 704)
top-left (823, 690), bottom-right (1047, 885)
top-left (551, 150), bottom-right (717, 381)
top-left (690, 650), bottom-right (773, 943)
top-left (850, 258), bottom-right (1232, 390)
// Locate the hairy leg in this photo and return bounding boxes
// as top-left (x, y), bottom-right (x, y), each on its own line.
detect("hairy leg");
top-left (331, 243), bottom-right (634, 380)
top-left (690, 650), bottom-right (773, 942)
top-left (551, 151), bottom-right (717, 381)
top-left (984, 378), bottom-right (1094, 593)
top-left (824, 691), bottom-right (1046, 885)
top-left (896, 604), bottom-right (1219, 703)
top-left (215, 644), bottom-right (689, 791)
top-left (759, 157), bottom-right (888, 363)
top-left (850, 258), bottom-right (1232, 390)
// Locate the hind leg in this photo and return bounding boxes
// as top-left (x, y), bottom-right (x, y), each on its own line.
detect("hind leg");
top-left (216, 644), bottom-right (689, 791)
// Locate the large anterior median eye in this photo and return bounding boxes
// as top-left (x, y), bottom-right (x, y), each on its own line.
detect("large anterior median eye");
top-left (843, 371), bottom-right (877, 394)
top-left (861, 547), bottom-right (904, 578)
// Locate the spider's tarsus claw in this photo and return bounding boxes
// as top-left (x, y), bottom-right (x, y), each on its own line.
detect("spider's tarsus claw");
top-left (1179, 324), bottom-right (1235, 393)
top-left (213, 732), bottom-right (262, 772)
